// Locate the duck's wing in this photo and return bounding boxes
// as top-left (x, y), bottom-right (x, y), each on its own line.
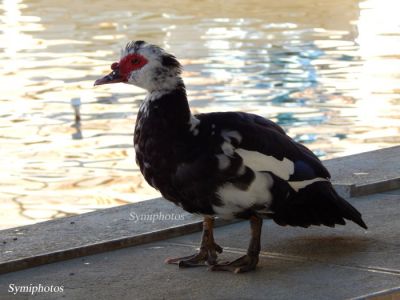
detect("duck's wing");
top-left (170, 112), bottom-right (329, 215)
top-left (196, 111), bottom-right (331, 182)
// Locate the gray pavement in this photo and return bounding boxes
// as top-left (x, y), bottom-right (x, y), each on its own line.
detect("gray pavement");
top-left (0, 190), bottom-right (399, 300)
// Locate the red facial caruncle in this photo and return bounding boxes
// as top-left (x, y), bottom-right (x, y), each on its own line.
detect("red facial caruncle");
top-left (94, 53), bottom-right (148, 86)
top-left (118, 53), bottom-right (148, 81)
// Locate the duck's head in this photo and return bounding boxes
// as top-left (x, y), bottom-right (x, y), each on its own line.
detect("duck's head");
top-left (94, 41), bottom-right (182, 92)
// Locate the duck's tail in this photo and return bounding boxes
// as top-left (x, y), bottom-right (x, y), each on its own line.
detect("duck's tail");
top-left (270, 178), bottom-right (368, 229)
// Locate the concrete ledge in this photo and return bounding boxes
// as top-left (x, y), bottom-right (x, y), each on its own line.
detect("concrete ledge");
top-left (325, 146), bottom-right (400, 197)
top-left (0, 198), bottom-right (236, 274)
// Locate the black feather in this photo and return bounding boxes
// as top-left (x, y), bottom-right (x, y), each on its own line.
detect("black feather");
top-left (125, 40), bottom-right (145, 53)
top-left (161, 54), bottom-right (182, 74)
top-left (269, 174), bottom-right (367, 229)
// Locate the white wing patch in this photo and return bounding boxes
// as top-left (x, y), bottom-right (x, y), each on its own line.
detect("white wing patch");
top-left (289, 178), bottom-right (328, 192)
top-left (216, 154), bottom-right (230, 170)
top-left (236, 148), bottom-right (294, 180)
top-left (221, 141), bottom-right (235, 156)
top-left (221, 130), bottom-right (242, 144)
top-left (220, 130), bottom-right (242, 157)
top-left (214, 171), bottom-right (273, 219)
top-left (213, 132), bottom-right (329, 219)
top-left (236, 148), bottom-right (328, 191)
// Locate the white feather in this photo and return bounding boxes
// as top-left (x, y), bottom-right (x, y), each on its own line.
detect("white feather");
top-left (216, 154), bottom-right (230, 170)
top-left (221, 141), bottom-right (235, 156)
top-left (214, 171), bottom-right (273, 219)
top-left (221, 130), bottom-right (242, 144)
top-left (289, 178), bottom-right (328, 192)
top-left (188, 115), bottom-right (200, 135)
top-left (236, 148), bottom-right (294, 180)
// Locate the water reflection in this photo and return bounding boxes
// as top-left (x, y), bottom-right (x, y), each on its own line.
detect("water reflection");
top-left (0, 0), bottom-right (399, 228)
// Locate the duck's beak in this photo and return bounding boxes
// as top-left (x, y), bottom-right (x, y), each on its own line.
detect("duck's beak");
top-left (94, 63), bottom-right (123, 86)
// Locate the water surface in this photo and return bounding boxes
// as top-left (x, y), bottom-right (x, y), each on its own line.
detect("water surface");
top-left (0, 0), bottom-right (399, 228)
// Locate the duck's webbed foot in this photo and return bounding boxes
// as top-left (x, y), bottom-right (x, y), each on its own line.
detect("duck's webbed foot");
top-left (165, 217), bottom-right (222, 267)
top-left (209, 254), bottom-right (258, 273)
top-left (165, 242), bottom-right (222, 267)
top-left (210, 216), bottom-right (263, 273)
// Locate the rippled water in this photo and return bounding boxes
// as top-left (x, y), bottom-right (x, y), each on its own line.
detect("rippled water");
top-left (1, 0), bottom-right (399, 228)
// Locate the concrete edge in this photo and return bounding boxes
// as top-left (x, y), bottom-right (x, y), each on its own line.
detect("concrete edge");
top-left (351, 178), bottom-right (400, 198)
top-left (0, 218), bottom-right (237, 275)
top-left (351, 286), bottom-right (400, 300)
top-left (332, 184), bottom-right (355, 198)
top-left (332, 178), bottom-right (400, 199)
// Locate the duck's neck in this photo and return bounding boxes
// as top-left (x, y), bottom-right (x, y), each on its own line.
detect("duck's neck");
top-left (136, 80), bottom-right (199, 137)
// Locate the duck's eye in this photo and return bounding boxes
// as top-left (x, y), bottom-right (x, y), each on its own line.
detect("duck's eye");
top-left (131, 58), bottom-right (140, 65)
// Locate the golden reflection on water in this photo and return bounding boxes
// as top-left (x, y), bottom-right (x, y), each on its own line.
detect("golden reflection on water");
top-left (0, 0), bottom-right (399, 228)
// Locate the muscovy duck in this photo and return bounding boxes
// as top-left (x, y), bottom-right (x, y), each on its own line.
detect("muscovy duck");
top-left (94, 41), bottom-right (367, 273)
